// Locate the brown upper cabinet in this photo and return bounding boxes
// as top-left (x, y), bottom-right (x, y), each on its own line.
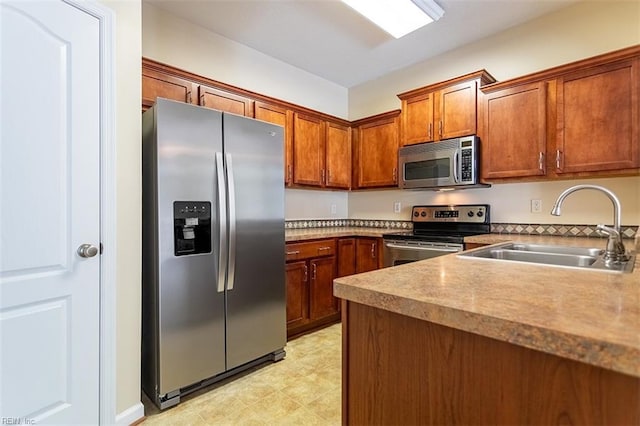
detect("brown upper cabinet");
top-left (198, 85), bottom-right (255, 117)
top-left (255, 101), bottom-right (294, 185)
top-left (292, 113), bottom-right (326, 187)
top-left (479, 46), bottom-right (640, 181)
top-left (555, 58), bottom-right (639, 174)
top-left (325, 122), bottom-right (352, 189)
top-left (481, 81), bottom-right (547, 179)
top-left (352, 111), bottom-right (401, 188)
top-left (142, 66), bottom-right (197, 111)
top-left (398, 71), bottom-right (496, 146)
top-left (292, 114), bottom-right (352, 189)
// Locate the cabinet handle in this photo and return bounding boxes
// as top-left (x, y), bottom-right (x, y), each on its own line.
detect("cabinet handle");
top-left (321, 169), bottom-right (326, 184)
top-left (286, 250), bottom-right (300, 256)
top-left (303, 264), bottom-right (308, 282)
top-left (200, 94), bottom-right (205, 106)
top-left (439, 121), bottom-right (443, 137)
top-left (371, 243), bottom-right (376, 258)
top-left (538, 152), bottom-right (544, 172)
top-left (318, 246), bottom-right (331, 252)
top-left (428, 122), bottom-right (432, 139)
top-left (392, 167), bottom-right (397, 182)
top-left (187, 91), bottom-right (192, 104)
top-left (556, 150), bottom-right (562, 169)
top-left (287, 164), bottom-right (292, 182)
top-left (312, 263), bottom-right (317, 281)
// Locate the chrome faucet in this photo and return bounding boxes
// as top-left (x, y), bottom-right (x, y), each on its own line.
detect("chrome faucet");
top-left (550, 184), bottom-right (628, 263)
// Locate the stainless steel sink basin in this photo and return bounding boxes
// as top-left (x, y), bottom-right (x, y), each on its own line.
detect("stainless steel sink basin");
top-left (459, 242), bottom-right (635, 273)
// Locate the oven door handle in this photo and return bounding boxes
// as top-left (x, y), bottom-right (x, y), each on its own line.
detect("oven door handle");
top-left (384, 242), bottom-right (461, 253)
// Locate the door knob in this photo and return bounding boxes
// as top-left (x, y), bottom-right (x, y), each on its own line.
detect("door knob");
top-left (77, 244), bottom-right (99, 258)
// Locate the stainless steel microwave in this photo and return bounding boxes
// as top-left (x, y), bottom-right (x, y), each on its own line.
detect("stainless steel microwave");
top-left (398, 136), bottom-right (486, 190)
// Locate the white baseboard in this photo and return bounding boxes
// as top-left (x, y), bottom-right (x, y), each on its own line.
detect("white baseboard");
top-left (115, 401), bottom-right (144, 425)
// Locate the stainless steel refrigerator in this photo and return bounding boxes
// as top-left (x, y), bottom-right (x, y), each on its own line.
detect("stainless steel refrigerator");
top-left (141, 98), bottom-right (286, 410)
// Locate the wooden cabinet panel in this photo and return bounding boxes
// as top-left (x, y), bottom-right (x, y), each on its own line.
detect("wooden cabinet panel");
top-left (401, 93), bottom-right (434, 145)
top-left (344, 302), bottom-right (639, 425)
top-left (198, 85), bottom-right (255, 117)
top-left (325, 122), bottom-right (352, 189)
top-left (309, 256), bottom-right (338, 321)
top-left (356, 115), bottom-right (400, 188)
top-left (255, 101), bottom-right (294, 185)
top-left (142, 68), bottom-right (196, 111)
top-left (293, 113), bottom-right (325, 186)
top-left (337, 238), bottom-right (356, 278)
top-left (481, 82), bottom-right (547, 179)
top-left (285, 239), bottom-right (339, 338)
top-left (436, 80), bottom-right (478, 140)
top-left (355, 238), bottom-right (379, 273)
top-left (285, 261), bottom-right (308, 329)
top-left (556, 59), bottom-right (639, 173)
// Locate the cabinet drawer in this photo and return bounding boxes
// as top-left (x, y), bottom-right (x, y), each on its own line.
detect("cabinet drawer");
top-left (286, 239), bottom-right (336, 261)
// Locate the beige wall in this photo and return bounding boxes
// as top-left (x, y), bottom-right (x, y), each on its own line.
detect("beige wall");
top-left (349, 1), bottom-right (640, 118)
top-left (98, 0), bottom-right (142, 415)
top-left (286, 189), bottom-right (349, 219)
top-left (142, 2), bottom-right (348, 118)
top-left (347, 1), bottom-right (640, 226)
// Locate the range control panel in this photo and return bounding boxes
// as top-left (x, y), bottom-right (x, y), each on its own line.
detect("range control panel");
top-left (412, 204), bottom-right (489, 224)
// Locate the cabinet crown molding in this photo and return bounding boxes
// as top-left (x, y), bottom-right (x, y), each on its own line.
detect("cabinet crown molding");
top-left (397, 69), bottom-right (496, 100)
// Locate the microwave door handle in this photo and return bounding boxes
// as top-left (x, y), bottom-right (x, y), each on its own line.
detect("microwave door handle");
top-left (453, 149), bottom-right (460, 183)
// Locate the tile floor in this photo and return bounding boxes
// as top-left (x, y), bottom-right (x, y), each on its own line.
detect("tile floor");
top-left (142, 323), bottom-right (342, 425)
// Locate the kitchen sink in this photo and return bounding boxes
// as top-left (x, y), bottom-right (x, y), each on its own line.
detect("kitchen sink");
top-left (459, 242), bottom-right (635, 273)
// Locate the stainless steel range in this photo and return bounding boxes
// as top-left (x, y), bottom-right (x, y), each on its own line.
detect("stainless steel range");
top-left (383, 204), bottom-right (490, 267)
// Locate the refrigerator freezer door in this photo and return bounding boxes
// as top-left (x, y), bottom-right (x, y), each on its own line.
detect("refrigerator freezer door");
top-left (222, 113), bottom-right (286, 370)
top-left (154, 99), bottom-right (226, 395)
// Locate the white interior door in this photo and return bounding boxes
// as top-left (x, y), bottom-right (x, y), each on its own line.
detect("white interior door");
top-left (0, 1), bottom-right (101, 423)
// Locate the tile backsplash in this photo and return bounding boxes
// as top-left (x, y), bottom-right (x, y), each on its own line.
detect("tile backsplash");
top-left (285, 219), bottom-right (638, 239)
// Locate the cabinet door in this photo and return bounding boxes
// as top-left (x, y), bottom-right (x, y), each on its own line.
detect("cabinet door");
top-left (402, 93), bottom-right (434, 145)
top-left (357, 116), bottom-right (400, 188)
top-left (255, 101), bottom-right (293, 185)
top-left (337, 238), bottom-right (356, 278)
top-left (436, 80), bottom-right (477, 140)
top-left (285, 261), bottom-right (309, 329)
top-left (326, 122), bottom-right (352, 189)
top-left (293, 113), bottom-right (325, 186)
top-left (356, 238), bottom-right (379, 273)
top-left (556, 59), bottom-right (639, 173)
top-left (142, 67), bottom-right (196, 111)
top-left (309, 256), bottom-right (338, 321)
top-left (198, 85), bottom-right (255, 117)
top-left (482, 82), bottom-right (547, 179)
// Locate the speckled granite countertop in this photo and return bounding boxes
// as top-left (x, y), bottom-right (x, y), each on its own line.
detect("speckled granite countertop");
top-left (285, 227), bottom-right (388, 242)
top-left (334, 234), bottom-right (640, 378)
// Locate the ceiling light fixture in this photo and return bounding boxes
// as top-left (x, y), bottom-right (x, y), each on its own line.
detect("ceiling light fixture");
top-left (342, 0), bottom-right (445, 39)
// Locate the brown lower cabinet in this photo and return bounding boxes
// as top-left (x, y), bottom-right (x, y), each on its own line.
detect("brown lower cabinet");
top-left (342, 301), bottom-right (640, 425)
top-left (285, 239), bottom-right (339, 338)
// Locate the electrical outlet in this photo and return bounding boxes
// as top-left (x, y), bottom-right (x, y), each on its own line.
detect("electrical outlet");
top-left (330, 204), bottom-right (337, 215)
top-left (394, 202), bottom-right (401, 213)
top-left (531, 199), bottom-right (542, 213)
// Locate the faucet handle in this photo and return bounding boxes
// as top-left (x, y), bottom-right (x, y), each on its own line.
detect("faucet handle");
top-left (596, 224), bottom-right (620, 238)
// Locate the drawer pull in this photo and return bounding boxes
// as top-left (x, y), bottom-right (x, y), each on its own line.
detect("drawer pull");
top-left (286, 250), bottom-right (300, 256)
top-left (318, 246), bottom-right (331, 251)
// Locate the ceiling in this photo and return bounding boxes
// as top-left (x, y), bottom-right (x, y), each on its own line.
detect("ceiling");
top-left (144, 0), bottom-right (581, 88)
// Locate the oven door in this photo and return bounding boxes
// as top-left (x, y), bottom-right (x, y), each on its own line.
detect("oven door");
top-left (383, 239), bottom-right (463, 267)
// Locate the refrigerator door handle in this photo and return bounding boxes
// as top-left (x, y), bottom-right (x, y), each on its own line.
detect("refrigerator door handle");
top-left (216, 152), bottom-right (227, 293)
top-left (226, 153), bottom-right (237, 291)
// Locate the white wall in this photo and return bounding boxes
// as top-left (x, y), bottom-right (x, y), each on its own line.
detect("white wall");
top-left (286, 189), bottom-right (348, 219)
top-left (349, 176), bottom-right (640, 226)
top-left (142, 2), bottom-right (348, 118)
top-left (348, 1), bottom-right (640, 226)
top-left (98, 0), bottom-right (142, 417)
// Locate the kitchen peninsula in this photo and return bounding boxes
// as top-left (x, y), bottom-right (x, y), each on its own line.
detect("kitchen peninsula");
top-left (334, 235), bottom-right (640, 425)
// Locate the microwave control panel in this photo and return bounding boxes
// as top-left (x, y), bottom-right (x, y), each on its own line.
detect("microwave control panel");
top-left (459, 137), bottom-right (475, 183)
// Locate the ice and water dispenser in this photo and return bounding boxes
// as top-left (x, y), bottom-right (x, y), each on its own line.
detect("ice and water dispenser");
top-left (173, 201), bottom-right (212, 256)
